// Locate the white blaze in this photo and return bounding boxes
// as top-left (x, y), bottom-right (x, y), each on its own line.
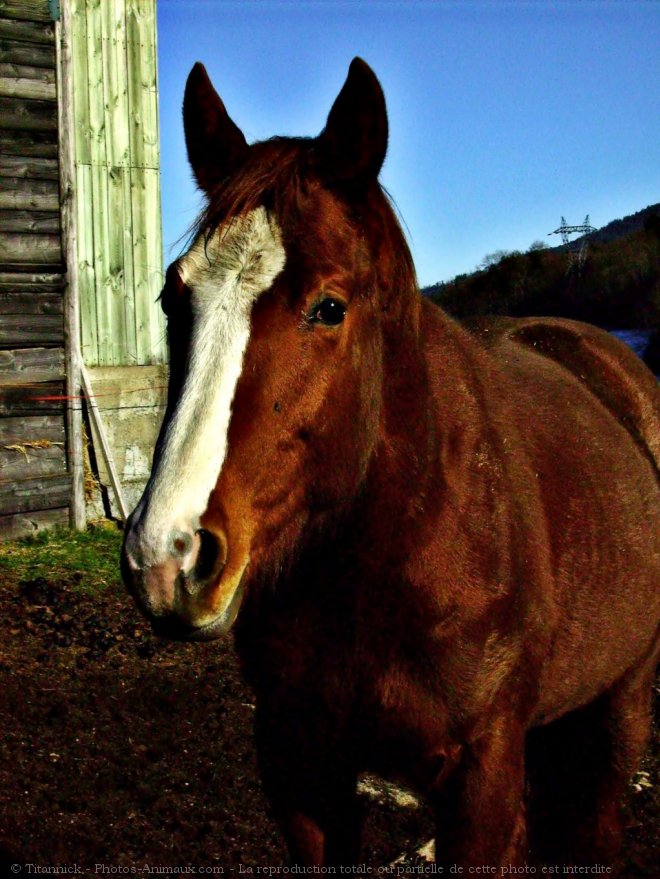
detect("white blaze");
top-left (131, 207), bottom-right (285, 566)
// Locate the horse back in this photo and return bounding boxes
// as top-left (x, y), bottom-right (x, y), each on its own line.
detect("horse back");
top-left (466, 315), bottom-right (660, 477)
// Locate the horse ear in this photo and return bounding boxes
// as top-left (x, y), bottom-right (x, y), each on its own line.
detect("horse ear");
top-left (183, 62), bottom-right (249, 193)
top-left (317, 57), bottom-right (388, 187)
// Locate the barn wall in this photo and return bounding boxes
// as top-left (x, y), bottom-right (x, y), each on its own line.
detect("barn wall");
top-left (64, 0), bottom-right (167, 521)
top-left (0, 0), bottom-right (70, 538)
top-left (65, 0), bottom-right (167, 519)
top-left (68, 0), bottom-right (166, 368)
top-left (0, 0), bottom-right (167, 538)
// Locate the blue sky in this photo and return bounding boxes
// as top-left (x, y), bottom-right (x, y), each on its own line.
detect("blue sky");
top-left (157, 0), bottom-right (659, 287)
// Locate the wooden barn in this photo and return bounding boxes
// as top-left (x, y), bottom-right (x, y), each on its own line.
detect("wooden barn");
top-left (0, 0), bottom-right (167, 539)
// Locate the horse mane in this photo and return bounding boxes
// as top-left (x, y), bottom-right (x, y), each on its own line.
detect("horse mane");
top-left (190, 136), bottom-right (419, 320)
top-left (193, 137), bottom-right (307, 237)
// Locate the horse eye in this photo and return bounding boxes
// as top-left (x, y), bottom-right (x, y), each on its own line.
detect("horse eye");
top-left (310, 298), bottom-right (346, 327)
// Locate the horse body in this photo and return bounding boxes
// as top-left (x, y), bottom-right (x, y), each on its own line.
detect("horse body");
top-left (122, 58), bottom-right (660, 869)
top-left (234, 298), bottom-right (659, 865)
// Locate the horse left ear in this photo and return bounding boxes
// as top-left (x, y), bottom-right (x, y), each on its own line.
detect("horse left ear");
top-left (183, 62), bottom-right (249, 193)
top-left (317, 57), bottom-right (388, 187)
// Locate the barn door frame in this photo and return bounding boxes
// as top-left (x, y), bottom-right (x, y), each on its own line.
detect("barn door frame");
top-left (55, 0), bottom-right (85, 530)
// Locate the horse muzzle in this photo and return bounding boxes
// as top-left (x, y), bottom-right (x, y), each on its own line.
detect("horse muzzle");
top-left (121, 521), bottom-right (248, 640)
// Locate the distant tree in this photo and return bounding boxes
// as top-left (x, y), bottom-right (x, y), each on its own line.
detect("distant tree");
top-left (478, 250), bottom-right (513, 270)
top-left (643, 213), bottom-right (660, 240)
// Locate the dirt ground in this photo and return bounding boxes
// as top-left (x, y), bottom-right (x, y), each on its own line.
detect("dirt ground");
top-left (0, 573), bottom-right (658, 876)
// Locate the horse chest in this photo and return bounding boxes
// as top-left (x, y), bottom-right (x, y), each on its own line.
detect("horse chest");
top-left (358, 668), bottom-right (459, 787)
top-left (245, 619), bottom-right (467, 790)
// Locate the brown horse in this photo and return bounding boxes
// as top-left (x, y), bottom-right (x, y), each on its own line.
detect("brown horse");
top-left (122, 58), bottom-right (660, 870)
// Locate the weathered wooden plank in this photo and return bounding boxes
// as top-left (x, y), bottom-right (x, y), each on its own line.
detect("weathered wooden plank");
top-left (102, 0), bottom-right (130, 168)
top-left (0, 260), bottom-right (60, 273)
top-left (0, 209), bottom-right (59, 233)
top-left (0, 2), bottom-right (52, 24)
top-left (0, 413), bottom-right (65, 442)
top-left (0, 289), bottom-right (62, 315)
top-left (120, 164), bottom-right (136, 362)
top-left (0, 270), bottom-right (64, 291)
top-left (132, 165), bottom-right (165, 363)
top-left (0, 506), bottom-right (69, 540)
top-left (0, 128), bottom-right (57, 157)
top-left (0, 472), bottom-right (71, 515)
top-left (74, 2), bottom-right (107, 365)
top-left (1, 437), bottom-right (66, 481)
top-left (0, 287), bottom-right (62, 312)
top-left (0, 231), bottom-right (62, 267)
top-left (0, 75), bottom-right (55, 100)
top-left (0, 379), bottom-right (64, 415)
top-left (125, 0), bottom-right (159, 171)
top-left (0, 346), bottom-right (64, 383)
top-left (69, 0), bottom-right (90, 165)
top-left (0, 75), bottom-right (57, 101)
top-left (0, 174), bottom-right (57, 193)
top-left (91, 159), bottom-right (119, 363)
top-left (0, 190), bottom-right (58, 211)
top-left (93, 0), bottom-right (130, 364)
top-left (0, 312), bottom-right (63, 346)
top-left (0, 96), bottom-right (56, 131)
top-left (130, 162), bottom-right (148, 362)
top-left (0, 176), bottom-right (59, 210)
top-left (0, 17), bottom-right (53, 44)
top-left (0, 37), bottom-right (54, 67)
top-left (144, 168), bottom-right (165, 361)
top-left (75, 162), bottom-right (98, 365)
top-left (0, 60), bottom-right (55, 81)
top-left (124, 0), bottom-right (164, 366)
top-left (0, 61), bottom-right (55, 100)
top-left (84, 0), bottom-right (105, 168)
top-left (0, 154), bottom-right (59, 180)
top-left (106, 165), bottom-right (135, 365)
top-left (0, 410), bottom-right (68, 515)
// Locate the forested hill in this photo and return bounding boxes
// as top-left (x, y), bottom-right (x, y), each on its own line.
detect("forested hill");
top-left (573, 203), bottom-right (660, 248)
top-left (422, 203), bottom-right (660, 332)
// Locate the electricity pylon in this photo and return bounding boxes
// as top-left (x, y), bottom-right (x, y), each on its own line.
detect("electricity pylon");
top-left (549, 215), bottom-right (595, 270)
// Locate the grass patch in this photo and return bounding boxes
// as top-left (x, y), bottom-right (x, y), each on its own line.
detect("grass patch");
top-left (0, 523), bottom-right (124, 592)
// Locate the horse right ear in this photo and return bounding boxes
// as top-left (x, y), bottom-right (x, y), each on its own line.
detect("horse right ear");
top-left (317, 58), bottom-right (388, 188)
top-left (183, 63), bottom-right (249, 193)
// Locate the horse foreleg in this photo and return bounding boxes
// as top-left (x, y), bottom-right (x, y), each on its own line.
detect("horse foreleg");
top-left (431, 717), bottom-right (528, 869)
top-left (527, 646), bottom-right (658, 869)
top-left (254, 706), bottom-right (360, 867)
top-left (268, 790), bottom-right (361, 868)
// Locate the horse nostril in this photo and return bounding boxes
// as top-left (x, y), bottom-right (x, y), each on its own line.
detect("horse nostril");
top-left (179, 530), bottom-right (222, 597)
top-left (168, 528), bottom-right (224, 596)
top-left (194, 528), bottom-right (221, 582)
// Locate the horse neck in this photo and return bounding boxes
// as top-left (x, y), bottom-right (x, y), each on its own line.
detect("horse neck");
top-left (360, 296), bottom-right (500, 565)
top-left (353, 302), bottom-right (440, 558)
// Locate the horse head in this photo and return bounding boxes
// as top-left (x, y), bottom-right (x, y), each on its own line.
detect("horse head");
top-left (122, 59), bottom-right (420, 640)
